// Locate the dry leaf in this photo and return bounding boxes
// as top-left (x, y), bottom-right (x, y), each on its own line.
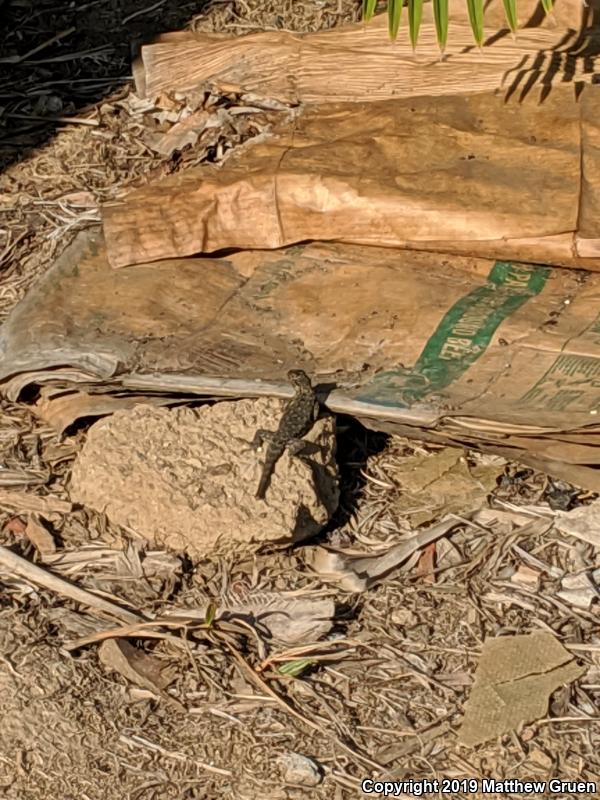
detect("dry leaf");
top-left (0, 467), bottom-right (48, 487)
top-left (555, 499), bottom-right (600, 548)
top-left (98, 638), bottom-right (184, 712)
top-left (557, 572), bottom-right (598, 609)
top-left (58, 191), bottom-right (97, 208)
top-left (528, 748), bottom-right (553, 771)
top-left (473, 507), bottom-right (539, 531)
top-left (309, 518), bottom-right (458, 592)
top-left (376, 721), bottom-right (451, 763)
top-left (144, 108), bottom-right (211, 156)
top-left (278, 753), bottom-right (322, 787)
top-left (2, 516), bottom-right (27, 536)
top-left (25, 514), bottom-right (56, 556)
top-left (510, 564), bottom-right (540, 590)
top-left (415, 542), bottom-right (436, 583)
top-left (162, 595), bottom-right (335, 645)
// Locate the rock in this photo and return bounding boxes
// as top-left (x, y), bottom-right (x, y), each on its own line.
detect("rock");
top-left (70, 400), bottom-right (338, 558)
top-left (278, 752), bottom-right (322, 787)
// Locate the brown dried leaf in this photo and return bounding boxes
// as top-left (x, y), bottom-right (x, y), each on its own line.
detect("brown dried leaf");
top-left (415, 542), bottom-right (436, 584)
top-left (98, 638), bottom-right (184, 711)
top-left (145, 108), bottom-right (211, 156)
top-left (309, 518), bottom-right (458, 592)
top-left (25, 514), bottom-right (56, 556)
top-left (2, 516), bottom-right (27, 536)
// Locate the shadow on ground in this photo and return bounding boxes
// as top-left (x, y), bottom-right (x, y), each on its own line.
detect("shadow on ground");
top-left (0, 0), bottom-right (209, 172)
top-left (470, 1), bottom-right (600, 103)
top-left (320, 415), bottom-right (389, 536)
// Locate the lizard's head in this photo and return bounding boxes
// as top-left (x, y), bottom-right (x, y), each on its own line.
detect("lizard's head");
top-left (287, 369), bottom-right (311, 388)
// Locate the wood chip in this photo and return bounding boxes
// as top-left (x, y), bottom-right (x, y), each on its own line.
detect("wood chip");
top-left (510, 564), bottom-right (541, 590)
top-left (25, 514), bottom-right (56, 556)
top-left (0, 488), bottom-right (71, 518)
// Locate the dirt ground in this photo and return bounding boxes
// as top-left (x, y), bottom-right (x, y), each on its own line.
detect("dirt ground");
top-left (2, 2), bottom-right (600, 799)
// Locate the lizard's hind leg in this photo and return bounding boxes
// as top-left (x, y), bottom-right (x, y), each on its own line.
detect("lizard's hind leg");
top-left (286, 438), bottom-right (309, 457)
top-left (287, 439), bottom-right (326, 459)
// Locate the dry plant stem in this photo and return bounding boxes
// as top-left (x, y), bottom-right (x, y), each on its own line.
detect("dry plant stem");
top-left (72, 614), bottom-right (386, 773)
top-left (5, 113), bottom-right (99, 126)
top-left (65, 616), bottom-right (214, 650)
top-left (258, 639), bottom-right (359, 670)
top-left (0, 543), bottom-right (145, 624)
top-left (119, 733), bottom-right (232, 777)
top-left (0, 488), bottom-right (71, 515)
top-left (0, 27), bottom-right (76, 64)
top-left (224, 640), bottom-right (386, 774)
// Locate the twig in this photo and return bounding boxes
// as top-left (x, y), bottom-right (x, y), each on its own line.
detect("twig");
top-left (123, 0), bottom-right (167, 24)
top-left (0, 27), bottom-right (75, 64)
top-left (5, 113), bottom-right (99, 127)
top-left (65, 614), bottom-right (215, 650)
top-left (538, 716), bottom-right (600, 724)
top-left (224, 640), bottom-right (385, 773)
top-left (0, 544), bottom-right (145, 625)
top-left (119, 734), bottom-right (232, 776)
top-left (23, 45), bottom-right (114, 65)
top-left (0, 231), bottom-right (29, 269)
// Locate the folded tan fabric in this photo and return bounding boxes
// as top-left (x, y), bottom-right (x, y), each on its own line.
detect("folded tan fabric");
top-left (103, 85), bottom-right (600, 270)
top-left (5, 229), bottom-right (600, 490)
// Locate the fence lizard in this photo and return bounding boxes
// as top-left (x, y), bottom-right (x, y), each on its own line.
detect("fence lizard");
top-left (252, 369), bottom-right (319, 500)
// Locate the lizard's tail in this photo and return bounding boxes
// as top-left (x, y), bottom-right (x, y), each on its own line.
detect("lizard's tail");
top-left (256, 449), bottom-right (280, 500)
top-left (255, 469), bottom-right (271, 500)
top-left (254, 475), bottom-right (269, 500)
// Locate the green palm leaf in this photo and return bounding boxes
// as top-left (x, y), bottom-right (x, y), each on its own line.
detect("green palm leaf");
top-left (359, 0), bottom-right (554, 50)
top-left (432, 0), bottom-right (449, 51)
top-left (363, 0), bottom-right (378, 21)
top-left (277, 658), bottom-right (314, 677)
top-left (408, 0), bottom-right (424, 49)
top-left (466, 0), bottom-right (485, 46)
top-left (203, 602), bottom-right (216, 627)
top-left (502, 0), bottom-right (518, 33)
top-left (388, 0), bottom-right (403, 38)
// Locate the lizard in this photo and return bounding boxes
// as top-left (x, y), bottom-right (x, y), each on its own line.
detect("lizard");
top-left (252, 369), bottom-right (319, 500)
